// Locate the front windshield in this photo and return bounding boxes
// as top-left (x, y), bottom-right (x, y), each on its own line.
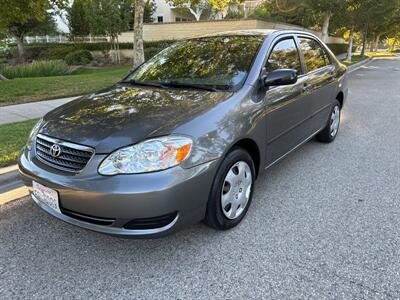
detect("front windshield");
top-left (125, 36), bottom-right (264, 91)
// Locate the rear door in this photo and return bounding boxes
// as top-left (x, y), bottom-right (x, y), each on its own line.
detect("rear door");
top-left (263, 37), bottom-right (313, 167)
top-left (297, 36), bottom-right (337, 132)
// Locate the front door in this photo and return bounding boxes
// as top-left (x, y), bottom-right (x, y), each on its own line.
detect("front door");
top-left (263, 37), bottom-right (314, 167)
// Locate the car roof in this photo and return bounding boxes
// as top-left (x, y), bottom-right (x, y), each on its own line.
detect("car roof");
top-left (199, 29), bottom-right (277, 37)
top-left (197, 29), bottom-right (317, 39)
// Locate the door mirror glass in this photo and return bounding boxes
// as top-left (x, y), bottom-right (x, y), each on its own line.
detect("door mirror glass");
top-left (263, 69), bottom-right (298, 87)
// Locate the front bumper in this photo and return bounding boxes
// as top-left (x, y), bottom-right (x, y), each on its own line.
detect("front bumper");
top-left (18, 147), bottom-right (219, 237)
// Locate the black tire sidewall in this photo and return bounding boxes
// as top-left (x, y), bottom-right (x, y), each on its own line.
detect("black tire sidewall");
top-left (317, 101), bottom-right (341, 143)
top-left (205, 147), bottom-right (256, 230)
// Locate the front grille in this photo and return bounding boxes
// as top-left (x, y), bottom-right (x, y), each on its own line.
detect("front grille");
top-left (124, 212), bottom-right (178, 230)
top-left (35, 134), bottom-right (94, 173)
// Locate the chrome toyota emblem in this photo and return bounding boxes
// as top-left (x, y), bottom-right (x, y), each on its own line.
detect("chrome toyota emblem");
top-left (50, 144), bottom-right (62, 158)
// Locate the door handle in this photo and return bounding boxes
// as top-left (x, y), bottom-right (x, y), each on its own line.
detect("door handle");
top-left (303, 83), bottom-right (311, 92)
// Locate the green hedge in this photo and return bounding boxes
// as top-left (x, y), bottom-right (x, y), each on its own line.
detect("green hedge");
top-left (326, 43), bottom-right (358, 55)
top-left (9, 41), bottom-right (174, 62)
top-left (326, 43), bottom-right (348, 55)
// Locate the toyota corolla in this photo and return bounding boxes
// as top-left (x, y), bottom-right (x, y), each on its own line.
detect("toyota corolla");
top-left (19, 30), bottom-right (348, 237)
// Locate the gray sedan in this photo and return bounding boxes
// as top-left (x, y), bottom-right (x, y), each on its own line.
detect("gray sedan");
top-left (18, 29), bottom-right (348, 237)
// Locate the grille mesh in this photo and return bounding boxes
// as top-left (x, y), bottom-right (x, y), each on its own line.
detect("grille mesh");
top-left (35, 135), bottom-right (94, 172)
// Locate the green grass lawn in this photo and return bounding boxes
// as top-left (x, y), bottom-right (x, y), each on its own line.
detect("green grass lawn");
top-left (0, 119), bottom-right (39, 167)
top-left (0, 66), bottom-right (131, 106)
top-left (342, 52), bottom-right (395, 66)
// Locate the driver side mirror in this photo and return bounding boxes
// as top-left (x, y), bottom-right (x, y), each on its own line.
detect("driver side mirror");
top-left (263, 69), bottom-right (298, 87)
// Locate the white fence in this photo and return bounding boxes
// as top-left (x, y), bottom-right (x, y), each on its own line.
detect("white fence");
top-left (16, 35), bottom-right (108, 44)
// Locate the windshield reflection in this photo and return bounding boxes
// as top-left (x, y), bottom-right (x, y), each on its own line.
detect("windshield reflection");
top-left (126, 36), bottom-right (264, 91)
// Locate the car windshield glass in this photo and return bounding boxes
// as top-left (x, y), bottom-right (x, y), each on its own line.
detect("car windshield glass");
top-left (125, 36), bottom-right (264, 91)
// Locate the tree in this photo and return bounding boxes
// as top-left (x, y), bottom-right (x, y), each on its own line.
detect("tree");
top-left (133, 0), bottom-right (145, 68)
top-left (307, 0), bottom-right (345, 43)
top-left (332, 0), bottom-right (363, 61)
top-left (127, 1), bottom-right (156, 29)
top-left (67, 0), bottom-right (92, 38)
top-left (0, 0), bottom-right (67, 62)
top-left (367, 0), bottom-right (400, 52)
top-left (249, 0), bottom-right (317, 29)
top-left (354, 0), bottom-right (400, 57)
top-left (91, 0), bottom-right (131, 63)
top-left (0, 0), bottom-right (49, 62)
top-left (168, 0), bottom-right (211, 21)
top-left (168, 0), bottom-right (241, 21)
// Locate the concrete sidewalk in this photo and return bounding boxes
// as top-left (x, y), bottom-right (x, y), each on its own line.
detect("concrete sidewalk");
top-left (0, 96), bottom-right (80, 125)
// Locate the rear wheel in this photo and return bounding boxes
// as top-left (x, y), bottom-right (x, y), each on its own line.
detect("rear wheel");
top-left (316, 101), bottom-right (341, 143)
top-left (204, 148), bottom-right (255, 230)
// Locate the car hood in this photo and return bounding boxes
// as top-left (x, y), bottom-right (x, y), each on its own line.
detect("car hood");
top-left (40, 84), bottom-right (232, 153)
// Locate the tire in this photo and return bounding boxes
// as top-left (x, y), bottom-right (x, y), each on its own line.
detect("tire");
top-left (204, 147), bottom-right (255, 230)
top-left (316, 101), bottom-right (341, 143)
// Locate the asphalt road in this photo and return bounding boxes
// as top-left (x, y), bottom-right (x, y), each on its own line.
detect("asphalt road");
top-left (1, 57), bottom-right (400, 299)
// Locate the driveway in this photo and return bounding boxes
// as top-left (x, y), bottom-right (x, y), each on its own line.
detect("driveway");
top-left (1, 57), bottom-right (400, 299)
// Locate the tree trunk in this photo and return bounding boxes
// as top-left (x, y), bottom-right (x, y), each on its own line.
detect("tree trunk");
top-left (116, 36), bottom-right (121, 64)
top-left (110, 36), bottom-right (116, 64)
top-left (346, 26), bottom-right (354, 62)
top-left (360, 22), bottom-right (368, 57)
top-left (369, 36), bottom-right (375, 52)
top-left (133, 0), bottom-right (145, 68)
top-left (390, 38), bottom-right (397, 52)
top-left (321, 10), bottom-right (332, 43)
top-left (374, 35), bottom-right (380, 52)
top-left (189, 7), bottom-right (202, 21)
top-left (15, 35), bottom-right (25, 63)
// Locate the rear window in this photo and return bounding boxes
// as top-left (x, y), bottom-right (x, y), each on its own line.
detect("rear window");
top-left (298, 37), bottom-right (329, 72)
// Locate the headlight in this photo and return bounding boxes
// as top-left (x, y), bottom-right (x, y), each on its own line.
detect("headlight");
top-left (26, 118), bottom-right (43, 150)
top-left (98, 136), bottom-right (193, 175)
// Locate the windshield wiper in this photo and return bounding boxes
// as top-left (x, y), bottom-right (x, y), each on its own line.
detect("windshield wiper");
top-left (124, 80), bottom-right (167, 89)
top-left (160, 81), bottom-right (220, 92)
top-left (124, 79), bottom-right (222, 92)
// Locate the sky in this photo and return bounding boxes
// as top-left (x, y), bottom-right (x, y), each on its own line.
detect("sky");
top-left (55, 12), bottom-right (69, 33)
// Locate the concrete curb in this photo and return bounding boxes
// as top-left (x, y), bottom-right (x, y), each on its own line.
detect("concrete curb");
top-left (0, 187), bottom-right (29, 206)
top-left (0, 165), bottom-right (27, 206)
top-left (0, 164), bottom-right (18, 175)
top-left (347, 58), bottom-right (373, 73)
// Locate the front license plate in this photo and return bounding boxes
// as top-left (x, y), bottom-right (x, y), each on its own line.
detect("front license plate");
top-left (32, 181), bottom-right (60, 213)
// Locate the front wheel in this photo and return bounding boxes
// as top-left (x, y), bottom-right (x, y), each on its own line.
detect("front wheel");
top-left (316, 101), bottom-right (341, 143)
top-left (204, 148), bottom-right (255, 230)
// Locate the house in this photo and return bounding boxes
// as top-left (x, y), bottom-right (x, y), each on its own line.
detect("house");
top-left (151, 0), bottom-right (263, 23)
top-left (151, 0), bottom-right (204, 23)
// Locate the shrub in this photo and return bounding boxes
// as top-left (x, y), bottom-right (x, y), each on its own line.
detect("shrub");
top-left (144, 46), bottom-right (164, 59)
top-left (42, 46), bottom-right (76, 60)
top-left (8, 41), bottom-right (175, 62)
top-left (0, 60), bottom-right (70, 79)
top-left (64, 50), bottom-right (93, 65)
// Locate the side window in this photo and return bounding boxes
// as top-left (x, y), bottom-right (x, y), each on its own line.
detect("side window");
top-left (265, 38), bottom-right (302, 75)
top-left (298, 37), bottom-right (329, 72)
